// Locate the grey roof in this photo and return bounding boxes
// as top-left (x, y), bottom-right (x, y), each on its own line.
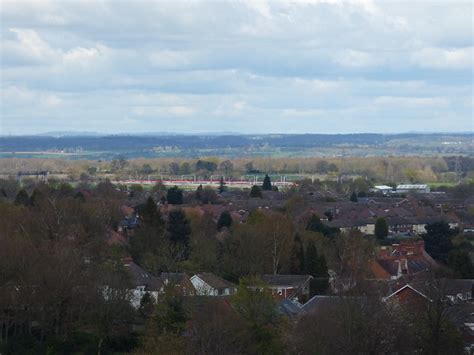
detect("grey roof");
top-left (161, 272), bottom-right (189, 285)
top-left (261, 274), bottom-right (313, 287)
top-left (300, 295), bottom-right (348, 314)
top-left (195, 273), bottom-right (236, 289)
top-left (278, 299), bottom-right (302, 316)
top-left (126, 262), bottom-right (163, 291)
top-left (410, 278), bottom-right (474, 298)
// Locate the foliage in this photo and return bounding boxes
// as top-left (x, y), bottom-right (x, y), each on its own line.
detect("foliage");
top-left (14, 189), bottom-right (29, 206)
top-left (448, 249), bottom-right (474, 278)
top-left (290, 234), bottom-right (305, 274)
top-left (217, 211), bottom-right (232, 231)
top-left (218, 176), bottom-right (226, 194)
top-left (167, 186), bottom-right (183, 204)
top-left (374, 217), bottom-right (388, 239)
top-left (196, 160), bottom-right (217, 172)
top-left (153, 285), bottom-right (187, 336)
top-left (306, 214), bottom-right (338, 238)
top-left (167, 209), bottom-right (191, 261)
top-left (250, 185), bottom-right (262, 198)
top-left (262, 174), bottom-right (272, 191)
top-left (304, 241), bottom-right (328, 279)
top-left (350, 191), bottom-right (358, 202)
top-left (422, 221), bottom-right (457, 262)
top-left (232, 278), bottom-right (283, 354)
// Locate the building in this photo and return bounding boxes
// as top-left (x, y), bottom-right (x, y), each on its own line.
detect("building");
top-left (369, 240), bottom-right (437, 280)
top-left (160, 272), bottom-right (196, 296)
top-left (396, 184), bottom-right (431, 194)
top-left (190, 273), bottom-right (237, 296)
top-left (372, 185), bottom-right (394, 195)
top-left (260, 274), bottom-right (313, 301)
top-left (123, 258), bottom-right (163, 308)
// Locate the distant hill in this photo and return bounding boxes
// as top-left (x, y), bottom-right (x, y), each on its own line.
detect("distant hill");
top-left (0, 133), bottom-right (472, 160)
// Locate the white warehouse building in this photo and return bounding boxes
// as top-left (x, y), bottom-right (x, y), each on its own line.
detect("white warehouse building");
top-left (396, 184), bottom-right (431, 194)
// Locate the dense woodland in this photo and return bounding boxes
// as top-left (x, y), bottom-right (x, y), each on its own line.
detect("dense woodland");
top-left (1, 175), bottom-right (473, 354)
top-left (1, 155), bottom-right (474, 185)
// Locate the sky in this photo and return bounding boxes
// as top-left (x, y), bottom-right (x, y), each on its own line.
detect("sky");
top-left (0, 0), bottom-right (473, 135)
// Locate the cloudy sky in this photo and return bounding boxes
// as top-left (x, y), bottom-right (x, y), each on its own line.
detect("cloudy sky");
top-left (1, 0), bottom-right (472, 135)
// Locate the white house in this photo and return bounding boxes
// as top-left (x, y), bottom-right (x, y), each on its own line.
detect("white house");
top-left (124, 258), bottom-right (163, 308)
top-left (190, 273), bottom-right (237, 296)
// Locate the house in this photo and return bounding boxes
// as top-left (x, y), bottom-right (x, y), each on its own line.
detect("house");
top-left (190, 273), bottom-right (237, 296)
top-left (382, 278), bottom-right (474, 307)
top-left (369, 240), bottom-right (437, 280)
top-left (382, 283), bottom-right (430, 309)
top-left (410, 278), bottom-right (474, 304)
top-left (160, 272), bottom-right (196, 296)
top-left (260, 274), bottom-right (313, 301)
top-left (124, 257), bottom-right (163, 308)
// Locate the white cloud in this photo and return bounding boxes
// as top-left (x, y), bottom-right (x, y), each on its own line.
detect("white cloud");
top-left (412, 47), bottom-right (473, 69)
top-left (374, 96), bottom-right (449, 109)
top-left (1, 86), bottom-right (63, 108)
top-left (0, 0), bottom-right (472, 134)
top-left (333, 49), bottom-right (380, 68)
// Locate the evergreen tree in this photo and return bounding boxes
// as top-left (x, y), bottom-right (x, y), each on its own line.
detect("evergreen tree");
top-left (374, 217), bottom-right (389, 239)
top-left (217, 211), bottom-right (232, 230)
top-left (290, 234), bottom-right (305, 274)
top-left (316, 253), bottom-right (328, 278)
top-left (250, 185), bottom-right (262, 198)
top-left (154, 285), bottom-right (187, 335)
top-left (167, 186), bottom-right (183, 205)
top-left (167, 209), bottom-right (191, 260)
top-left (140, 196), bottom-right (163, 228)
top-left (262, 174), bottom-right (272, 191)
top-left (350, 191), bottom-right (358, 202)
top-left (14, 189), bottom-right (29, 206)
top-left (30, 188), bottom-right (45, 206)
top-left (73, 191), bottom-right (86, 203)
top-left (306, 214), bottom-right (325, 233)
top-left (218, 176), bottom-right (226, 194)
top-left (196, 184), bottom-right (203, 201)
top-left (423, 221), bottom-right (456, 261)
top-left (304, 241), bottom-right (319, 276)
top-left (139, 292), bottom-right (155, 318)
top-left (448, 249), bottom-right (474, 278)
top-left (233, 278), bottom-right (281, 354)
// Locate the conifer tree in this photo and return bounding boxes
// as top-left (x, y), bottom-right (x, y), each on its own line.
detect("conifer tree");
top-left (218, 176), bottom-right (226, 194)
top-left (374, 217), bottom-right (388, 239)
top-left (196, 184), bottom-right (203, 201)
top-left (350, 191), bottom-right (358, 202)
top-left (250, 185), bottom-right (262, 198)
top-left (167, 186), bottom-right (183, 205)
top-left (262, 174), bottom-right (272, 191)
top-left (167, 209), bottom-right (191, 260)
top-left (141, 196), bottom-right (163, 228)
top-left (217, 211), bottom-right (232, 230)
top-left (290, 234), bottom-right (305, 274)
top-left (304, 241), bottom-right (319, 276)
top-left (14, 189), bottom-right (29, 206)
